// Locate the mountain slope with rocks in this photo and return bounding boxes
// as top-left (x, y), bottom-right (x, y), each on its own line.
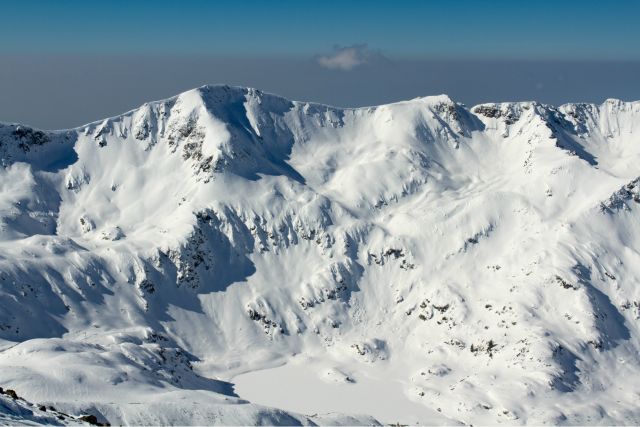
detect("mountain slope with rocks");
top-left (0, 85), bottom-right (639, 425)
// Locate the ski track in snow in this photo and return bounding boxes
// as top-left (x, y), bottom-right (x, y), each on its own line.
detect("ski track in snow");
top-left (0, 85), bottom-right (639, 425)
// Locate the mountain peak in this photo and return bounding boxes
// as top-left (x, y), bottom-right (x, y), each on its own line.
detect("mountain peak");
top-left (2, 85), bottom-right (640, 425)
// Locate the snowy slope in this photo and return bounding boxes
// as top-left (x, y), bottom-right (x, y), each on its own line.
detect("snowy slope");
top-left (0, 85), bottom-right (639, 425)
top-left (0, 388), bottom-right (91, 426)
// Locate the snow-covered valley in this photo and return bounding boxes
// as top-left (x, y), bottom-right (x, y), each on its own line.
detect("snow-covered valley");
top-left (0, 85), bottom-right (639, 425)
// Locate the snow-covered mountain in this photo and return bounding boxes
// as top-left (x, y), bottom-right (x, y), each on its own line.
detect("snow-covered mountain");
top-left (0, 85), bottom-right (639, 425)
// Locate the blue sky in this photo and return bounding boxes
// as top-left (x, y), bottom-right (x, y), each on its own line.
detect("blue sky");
top-left (2, 1), bottom-right (640, 129)
top-left (2, 0), bottom-right (639, 59)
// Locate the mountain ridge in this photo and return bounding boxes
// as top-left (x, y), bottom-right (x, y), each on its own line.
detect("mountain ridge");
top-left (0, 85), bottom-right (639, 425)
top-left (3, 84), bottom-right (638, 132)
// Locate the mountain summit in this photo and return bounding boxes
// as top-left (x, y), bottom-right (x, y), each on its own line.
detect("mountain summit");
top-left (0, 85), bottom-right (639, 425)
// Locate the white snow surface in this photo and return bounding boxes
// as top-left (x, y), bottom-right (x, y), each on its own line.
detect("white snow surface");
top-left (0, 391), bottom-right (87, 426)
top-left (0, 85), bottom-right (639, 425)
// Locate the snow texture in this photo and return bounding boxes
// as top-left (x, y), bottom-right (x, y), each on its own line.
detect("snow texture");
top-left (0, 85), bottom-right (639, 425)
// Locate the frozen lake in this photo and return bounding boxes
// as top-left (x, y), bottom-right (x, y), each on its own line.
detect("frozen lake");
top-left (232, 357), bottom-right (449, 425)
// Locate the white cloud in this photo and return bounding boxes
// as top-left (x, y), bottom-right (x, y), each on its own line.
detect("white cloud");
top-left (317, 44), bottom-right (377, 71)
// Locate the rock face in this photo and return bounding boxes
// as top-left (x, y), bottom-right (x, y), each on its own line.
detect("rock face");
top-left (0, 85), bottom-right (639, 425)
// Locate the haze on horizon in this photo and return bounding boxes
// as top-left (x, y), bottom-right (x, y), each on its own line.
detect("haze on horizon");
top-left (1, 0), bottom-right (639, 129)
